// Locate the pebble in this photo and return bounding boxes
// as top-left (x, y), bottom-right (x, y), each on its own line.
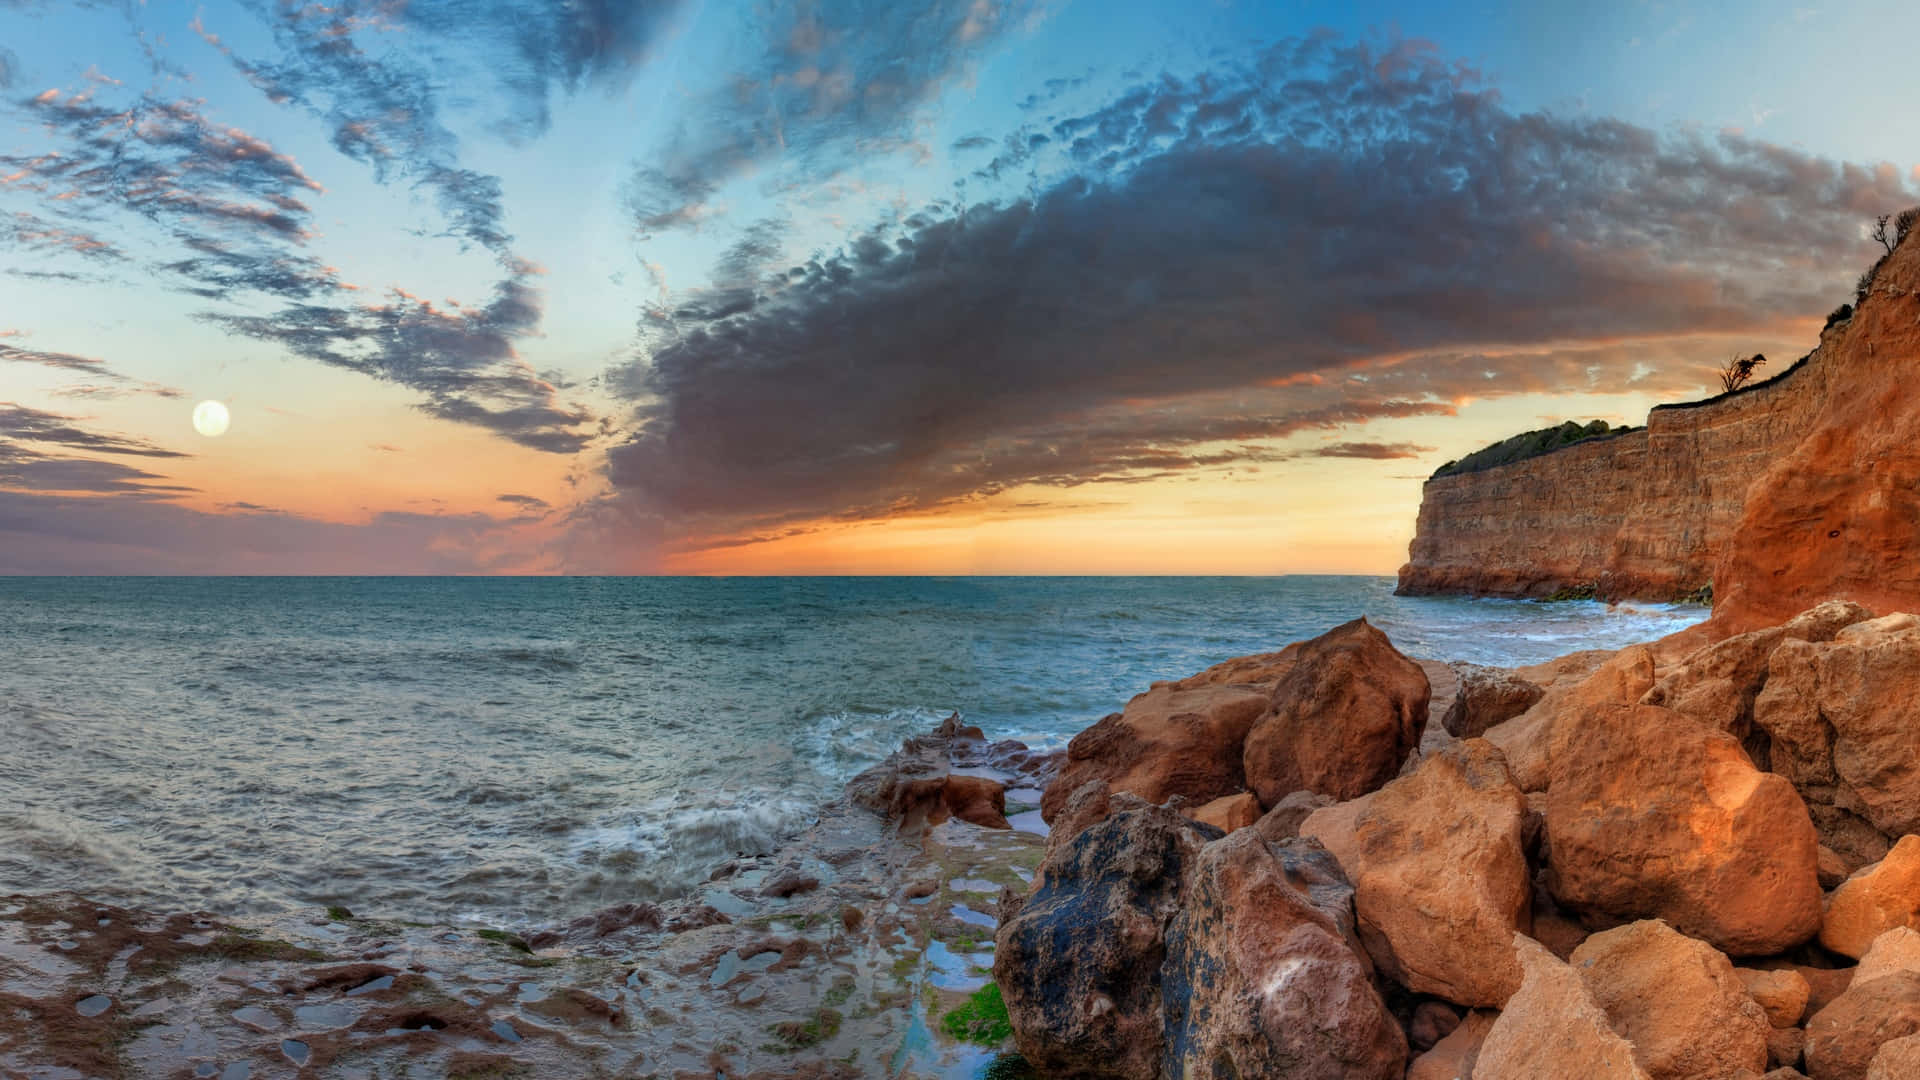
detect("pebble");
top-left (74, 994), bottom-right (111, 1017)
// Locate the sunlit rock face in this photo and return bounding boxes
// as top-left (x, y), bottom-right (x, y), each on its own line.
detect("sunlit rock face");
top-left (1542, 702), bottom-right (1823, 956)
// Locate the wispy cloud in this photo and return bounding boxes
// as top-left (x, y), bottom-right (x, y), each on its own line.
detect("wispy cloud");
top-left (624, 0), bottom-right (1039, 234)
top-left (204, 259), bottom-right (597, 453)
top-left (0, 338), bottom-right (185, 398)
top-left (0, 401), bottom-right (188, 457)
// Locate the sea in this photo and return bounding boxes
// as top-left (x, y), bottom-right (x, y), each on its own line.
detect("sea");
top-left (0, 576), bottom-right (1705, 929)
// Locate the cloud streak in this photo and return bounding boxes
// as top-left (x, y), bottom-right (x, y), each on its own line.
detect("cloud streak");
top-left (604, 34), bottom-right (1915, 550)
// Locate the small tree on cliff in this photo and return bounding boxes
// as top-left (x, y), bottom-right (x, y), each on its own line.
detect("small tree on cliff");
top-left (1872, 214), bottom-right (1897, 255)
top-left (1719, 352), bottom-right (1767, 394)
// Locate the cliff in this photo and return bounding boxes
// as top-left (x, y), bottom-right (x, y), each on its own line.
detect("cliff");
top-left (1399, 233), bottom-right (1920, 613)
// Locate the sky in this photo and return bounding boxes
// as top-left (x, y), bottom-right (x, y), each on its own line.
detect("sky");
top-left (1, 0), bottom-right (1916, 574)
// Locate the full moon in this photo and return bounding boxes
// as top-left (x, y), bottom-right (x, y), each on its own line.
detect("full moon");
top-left (192, 400), bottom-right (230, 438)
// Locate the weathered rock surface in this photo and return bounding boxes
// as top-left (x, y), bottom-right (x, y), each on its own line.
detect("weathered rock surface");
top-left (1822, 837), bottom-right (1920, 959)
top-left (1299, 740), bottom-right (1530, 1007)
top-left (1475, 935), bottom-right (1652, 1080)
top-left (1249, 789), bottom-right (1333, 842)
top-left (1855, 928), bottom-right (1920, 988)
top-left (1160, 831), bottom-right (1405, 1079)
top-left (1715, 236), bottom-right (1920, 631)
top-left (1187, 792), bottom-right (1260, 835)
top-left (1442, 663), bottom-right (1545, 739)
top-left (1570, 919), bottom-right (1770, 1080)
top-left (1805, 970), bottom-right (1920, 1080)
top-left (1544, 702), bottom-right (1822, 955)
top-left (994, 805), bottom-right (1211, 1078)
top-left (1866, 1034), bottom-right (1920, 1080)
top-left (1039, 675), bottom-right (1271, 824)
top-left (1398, 228), bottom-right (1920, 615)
top-left (1242, 618), bottom-right (1430, 805)
top-left (1484, 644), bottom-right (1656, 793)
top-left (1406, 1009), bottom-right (1497, 1080)
top-left (1754, 619), bottom-right (1920, 867)
top-left (1740, 967), bottom-right (1815, 1029)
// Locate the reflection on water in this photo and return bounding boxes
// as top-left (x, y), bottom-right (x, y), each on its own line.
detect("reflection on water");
top-left (0, 576), bottom-right (1703, 923)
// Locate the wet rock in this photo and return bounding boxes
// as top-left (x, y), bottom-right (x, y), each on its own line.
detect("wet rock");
top-left (1407, 1009), bottom-right (1496, 1080)
top-left (1443, 663), bottom-right (1545, 738)
top-left (993, 804), bottom-right (1211, 1079)
top-left (1299, 740), bottom-right (1530, 1007)
top-left (1866, 1034), bottom-right (1920, 1079)
top-left (1752, 617), bottom-right (1920, 867)
top-left (1822, 836), bottom-right (1920, 958)
top-left (1739, 967), bottom-right (1814, 1028)
top-left (1186, 792), bottom-right (1259, 835)
top-left (1242, 618), bottom-right (1430, 805)
top-left (1475, 935), bottom-right (1651, 1080)
top-left (1805, 970), bottom-right (1920, 1080)
top-left (1570, 919), bottom-right (1770, 1080)
top-left (1484, 645), bottom-right (1656, 793)
top-left (1160, 831), bottom-right (1405, 1079)
top-left (1544, 703), bottom-right (1822, 956)
top-left (847, 714), bottom-right (1021, 830)
top-left (759, 866), bottom-right (821, 899)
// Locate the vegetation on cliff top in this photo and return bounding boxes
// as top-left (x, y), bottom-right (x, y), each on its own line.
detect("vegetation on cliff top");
top-left (1430, 420), bottom-right (1637, 479)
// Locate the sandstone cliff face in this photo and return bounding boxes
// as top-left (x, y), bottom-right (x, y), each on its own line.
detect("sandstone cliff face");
top-left (1398, 338), bottom-right (1836, 600)
top-left (1403, 233), bottom-right (1920, 614)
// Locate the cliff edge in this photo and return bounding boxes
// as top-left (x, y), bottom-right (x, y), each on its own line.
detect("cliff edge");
top-left (1398, 227), bottom-right (1920, 628)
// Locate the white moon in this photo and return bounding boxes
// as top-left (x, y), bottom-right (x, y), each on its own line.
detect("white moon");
top-left (192, 400), bottom-right (230, 438)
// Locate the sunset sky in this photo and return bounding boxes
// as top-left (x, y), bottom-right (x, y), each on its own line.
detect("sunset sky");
top-left (2, 0), bottom-right (1917, 573)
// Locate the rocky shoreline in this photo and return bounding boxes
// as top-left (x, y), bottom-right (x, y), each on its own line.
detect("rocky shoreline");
top-left (10, 598), bottom-right (1920, 1078)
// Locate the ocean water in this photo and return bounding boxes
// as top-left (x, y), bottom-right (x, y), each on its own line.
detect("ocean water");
top-left (0, 576), bottom-right (1703, 927)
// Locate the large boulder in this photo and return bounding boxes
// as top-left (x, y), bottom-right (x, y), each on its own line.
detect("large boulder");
top-left (1570, 920), bottom-right (1770, 1080)
top-left (1041, 678), bottom-right (1273, 825)
top-left (1804, 970), bottom-right (1920, 1080)
top-left (1443, 663), bottom-right (1545, 739)
top-left (1867, 1034), bottom-right (1920, 1080)
top-left (1160, 831), bottom-right (1405, 1078)
top-left (1855, 928), bottom-right (1920, 988)
top-left (1739, 967), bottom-right (1814, 1029)
top-left (1484, 645), bottom-right (1657, 793)
top-left (994, 805), bottom-right (1213, 1078)
top-left (1753, 617), bottom-right (1920, 868)
top-left (1407, 1010), bottom-right (1497, 1080)
top-left (1475, 935), bottom-right (1652, 1080)
top-left (1821, 836), bottom-right (1920, 959)
top-left (1639, 601), bottom-right (1874, 753)
top-left (1299, 740), bottom-right (1530, 1007)
top-left (1544, 703), bottom-right (1822, 956)
top-left (846, 714), bottom-right (1039, 830)
top-left (1242, 618), bottom-right (1430, 805)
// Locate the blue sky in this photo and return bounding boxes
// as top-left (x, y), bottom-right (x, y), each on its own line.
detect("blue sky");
top-left (0, 0), bottom-right (1916, 572)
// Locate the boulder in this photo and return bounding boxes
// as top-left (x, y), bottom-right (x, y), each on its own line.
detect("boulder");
top-left (1866, 1034), bottom-right (1920, 1080)
top-left (1484, 645), bottom-right (1656, 793)
top-left (1406, 1009), bottom-right (1496, 1080)
top-left (1187, 792), bottom-right (1259, 835)
top-left (1442, 663), bottom-right (1545, 739)
top-left (1299, 740), bottom-right (1530, 1006)
top-left (1752, 618), bottom-right (1920, 866)
top-left (1570, 920), bottom-right (1770, 1080)
top-left (1738, 967), bottom-right (1813, 1029)
top-left (1041, 679), bottom-right (1270, 824)
top-left (1475, 935), bottom-right (1652, 1080)
top-left (1856, 928), bottom-right (1920, 987)
top-left (994, 805), bottom-right (1212, 1078)
top-left (1407, 1000), bottom-right (1461, 1051)
top-left (1821, 836), bottom-right (1920, 959)
top-left (1771, 1027), bottom-right (1809, 1072)
top-left (1248, 789), bottom-right (1333, 842)
top-left (1160, 831), bottom-right (1405, 1079)
top-left (1544, 703), bottom-right (1822, 955)
top-left (1804, 970), bottom-right (1920, 1080)
top-left (1042, 779), bottom-right (1114, 864)
top-left (1242, 618), bottom-right (1429, 805)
